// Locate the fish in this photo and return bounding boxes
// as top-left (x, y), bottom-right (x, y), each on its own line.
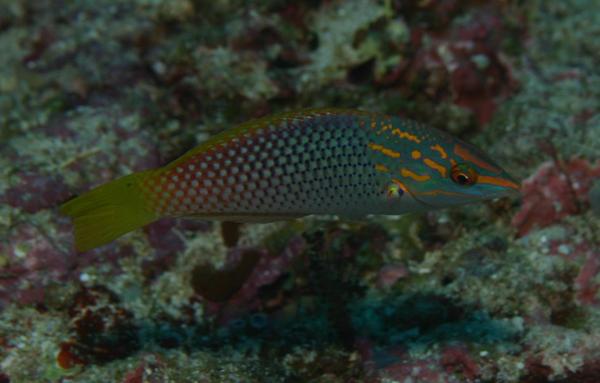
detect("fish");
top-left (60, 108), bottom-right (520, 252)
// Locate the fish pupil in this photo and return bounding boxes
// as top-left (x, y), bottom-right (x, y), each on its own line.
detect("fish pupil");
top-left (456, 174), bottom-right (470, 185)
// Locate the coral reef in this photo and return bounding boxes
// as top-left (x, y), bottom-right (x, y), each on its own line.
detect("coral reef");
top-left (512, 158), bottom-right (600, 236)
top-left (1, 0), bottom-right (599, 382)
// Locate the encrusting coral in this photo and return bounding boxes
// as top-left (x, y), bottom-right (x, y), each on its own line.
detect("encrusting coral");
top-left (0, 1), bottom-right (599, 382)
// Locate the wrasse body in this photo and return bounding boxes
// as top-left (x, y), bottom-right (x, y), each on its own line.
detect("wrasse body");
top-left (61, 108), bottom-right (519, 251)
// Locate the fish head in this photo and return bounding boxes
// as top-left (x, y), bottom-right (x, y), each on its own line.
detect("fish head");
top-left (394, 137), bottom-right (521, 209)
top-left (370, 118), bottom-right (521, 210)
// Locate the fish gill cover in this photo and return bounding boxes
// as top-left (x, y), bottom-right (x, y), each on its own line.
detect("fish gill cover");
top-left (0, 0), bottom-right (599, 382)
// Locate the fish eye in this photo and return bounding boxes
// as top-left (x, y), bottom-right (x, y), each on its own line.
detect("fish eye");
top-left (450, 164), bottom-right (478, 186)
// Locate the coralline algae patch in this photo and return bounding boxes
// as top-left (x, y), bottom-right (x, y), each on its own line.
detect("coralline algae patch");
top-left (0, 0), bottom-right (600, 382)
top-left (512, 158), bottom-right (600, 237)
top-left (373, 2), bottom-right (520, 127)
top-left (3, 173), bottom-right (71, 214)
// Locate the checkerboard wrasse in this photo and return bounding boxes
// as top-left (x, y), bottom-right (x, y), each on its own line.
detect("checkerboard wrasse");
top-left (61, 108), bottom-right (520, 252)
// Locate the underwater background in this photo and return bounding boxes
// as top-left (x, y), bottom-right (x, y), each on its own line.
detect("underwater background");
top-left (1, 0), bottom-right (600, 382)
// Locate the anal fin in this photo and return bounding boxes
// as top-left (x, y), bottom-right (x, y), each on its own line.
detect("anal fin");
top-left (186, 212), bottom-right (307, 223)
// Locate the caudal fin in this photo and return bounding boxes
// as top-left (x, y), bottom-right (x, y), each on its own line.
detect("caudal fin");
top-left (60, 171), bottom-right (158, 252)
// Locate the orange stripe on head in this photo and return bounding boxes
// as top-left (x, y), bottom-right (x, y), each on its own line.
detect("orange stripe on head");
top-left (391, 129), bottom-right (422, 143)
top-left (411, 150), bottom-right (421, 159)
top-left (430, 144), bottom-right (448, 159)
top-left (414, 189), bottom-right (465, 197)
top-left (400, 168), bottom-right (431, 182)
top-left (453, 144), bottom-right (501, 173)
top-left (368, 142), bottom-right (401, 158)
top-left (423, 158), bottom-right (447, 177)
top-left (477, 175), bottom-right (520, 190)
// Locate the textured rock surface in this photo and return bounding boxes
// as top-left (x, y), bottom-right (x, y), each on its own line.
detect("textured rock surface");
top-left (1, 0), bottom-right (599, 382)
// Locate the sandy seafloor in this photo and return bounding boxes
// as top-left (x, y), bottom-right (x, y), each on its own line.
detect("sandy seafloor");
top-left (1, 1), bottom-right (600, 382)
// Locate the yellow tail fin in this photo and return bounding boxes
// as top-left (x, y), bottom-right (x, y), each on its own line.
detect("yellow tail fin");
top-left (60, 170), bottom-right (158, 252)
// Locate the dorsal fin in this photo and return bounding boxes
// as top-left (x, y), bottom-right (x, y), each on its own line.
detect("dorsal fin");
top-left (163, 108), bottom-right (372, 171)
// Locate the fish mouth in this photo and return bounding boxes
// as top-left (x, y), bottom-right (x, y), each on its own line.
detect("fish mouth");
top-left (408, 182), bottom-right (521, 209)
top-left (468, 170), bottom-right (521, 200)
top-left (401, 184), bottom-right (449, 210)
top-left (493, 174), bottom-right (522, 199)
top-left (397, 172), bottom-right (521, 210)
top-left (388, 178), bottom-right (437, 210)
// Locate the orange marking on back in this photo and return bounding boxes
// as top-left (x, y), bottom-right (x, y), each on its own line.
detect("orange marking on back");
top-left (424, 158), bottom-right (447, 177)
top-left (400, 168), bottom-right (431, 182)
top-left (454, 144), bottom-right (501, 173)
top-left (430, 144), bottom-right (448, 159)
top-left (368, 142), bottom-right (401, 158)
top-left (375, 163), bottom-right (390, 173)
top-left (391, 129), bottom-right (422, 143)
top-left (477, 175), bottom-right (520, 190)
top-left (411, 150), bottom-right (421, 159)
top-left (164, 108), bottom-right (373, 171)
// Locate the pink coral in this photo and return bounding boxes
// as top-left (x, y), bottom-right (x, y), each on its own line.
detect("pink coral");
top-left (373, 347), bottom-right (445, 382)
top-left (377, 264), bottom-right (409, 289)
top-left (58, 285), bottom-right (139, 366)
top-left (144, 218), bottom-right (210, 253)
top-left (122, 364), bottom-right (145, 383)
top-left (535, 225), bottom-right (600, 307)
top-left (0, 217), bottom-right (135, 306)
top-left (379, 6), bottom-right (519, 125)
top-left (121, 355), bottom-right (166, 383)
top-left (512, 158), bottom-right (600, 237)
top-left (362, 342), bottom-right (481, 382)
top-left (441, 345), bottom-right (479, 381)
top-left (448, 13), bottom-right (517, 125)
top-left (4, 172), bottom-right (70, 213)
top-left (383, 358), bottom-right (443, 382)
top-left (201, 235), bottom-right (306, 322)
top-left (0, 222), bottom-right (71, 306)
top-left (574, 251), bottom-right (600, 306)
